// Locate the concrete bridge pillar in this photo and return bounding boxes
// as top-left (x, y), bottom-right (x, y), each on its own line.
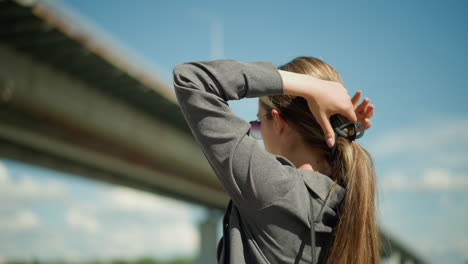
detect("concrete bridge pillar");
top-left (196, 209), bottom-right (222, 264)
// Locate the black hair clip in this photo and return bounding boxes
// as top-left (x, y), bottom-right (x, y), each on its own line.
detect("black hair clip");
top-left (327, 114), bottom-right (365, 161)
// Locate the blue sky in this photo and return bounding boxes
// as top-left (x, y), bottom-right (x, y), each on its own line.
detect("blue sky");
top-left (1, 0), bottom-right (467, 263)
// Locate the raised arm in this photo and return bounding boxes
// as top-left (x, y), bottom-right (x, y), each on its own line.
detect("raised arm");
top-left (172, 59), bottom-right (367, 211)
top-left (173, 59), bottom-right (300, 211)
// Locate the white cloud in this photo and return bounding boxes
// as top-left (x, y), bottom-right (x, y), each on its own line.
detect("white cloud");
top-left (406, 237), bottom-right (468, 262)
top-left (106, 228), bottom-right (148, 257)
top-left (0, 161), bottom-right (69, 203)
top-left (369, 118), bottom-right (468, 158)
top-left (0, 160), bottom-right (207, 260)
top-left (0, 209), bottom-right (40, 230)
top-left (0, 163), bottom-right (8, 184)
top-left (99, 185), bottom-right (197, 219)
top-left (433, 151), bottom-right (468, 168)
top-left (381, 168), bottom-right (468, 191)
top-left (65, 208), bottom-right (100, 233)
top-left (454, 240), bottom-right (468, 259)
top-left (85, 186), bottom-right (204, 259)
top-left (86, 222), bottom-right (200, 260)
top-left (59, 185), bottom-right (205, 259)
top-left (371, 117), bottom-right (468, 193)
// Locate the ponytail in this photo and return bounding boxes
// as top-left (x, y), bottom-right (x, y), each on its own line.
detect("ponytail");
top-left (324, 137), bottom-right (379, 264)
top-left (259, 56), bottom-right (379, 264)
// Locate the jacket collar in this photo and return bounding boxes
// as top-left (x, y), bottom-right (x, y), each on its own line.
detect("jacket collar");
top-left (274, 154), bottom-right (346, 209)
top-left (299, 169), bottom-right (346, 210)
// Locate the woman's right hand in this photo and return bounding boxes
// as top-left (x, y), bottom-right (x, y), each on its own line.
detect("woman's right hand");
top-left (302, 78), bottom-right (358, 147)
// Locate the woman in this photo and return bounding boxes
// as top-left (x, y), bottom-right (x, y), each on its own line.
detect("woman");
top-left (173, 56), bottom-right (378, 264)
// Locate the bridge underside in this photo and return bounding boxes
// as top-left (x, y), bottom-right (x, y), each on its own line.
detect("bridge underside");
top-left (0, 1), bottom-right (430, 263)
top-left (0, 41), bottom-right (229, 209)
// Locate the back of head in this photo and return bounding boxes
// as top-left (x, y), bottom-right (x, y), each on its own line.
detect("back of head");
top-left (260, 56), bottom-right (379, 264)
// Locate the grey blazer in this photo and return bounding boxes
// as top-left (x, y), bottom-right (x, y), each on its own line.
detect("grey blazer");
top-left (173, 59), bottom-right (346, 264)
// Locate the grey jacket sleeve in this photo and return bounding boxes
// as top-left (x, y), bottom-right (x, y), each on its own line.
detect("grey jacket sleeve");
top-left (172, 59), bottom-right (302, 211)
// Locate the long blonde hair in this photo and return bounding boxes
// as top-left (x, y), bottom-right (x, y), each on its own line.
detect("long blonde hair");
top-left (260, 56), bottom-right (379, 264)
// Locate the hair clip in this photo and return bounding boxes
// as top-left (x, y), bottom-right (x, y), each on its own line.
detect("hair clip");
top-left (327, 114), bottom-right (365, 161)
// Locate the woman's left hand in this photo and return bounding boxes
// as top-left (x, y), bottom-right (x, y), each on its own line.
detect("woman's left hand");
top-left (351, 90), bottom-right (374, 131)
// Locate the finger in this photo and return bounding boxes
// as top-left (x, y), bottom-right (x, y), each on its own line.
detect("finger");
top-left (364, 104), bottom-right (374, 118)
top-left (355, 97), bottom-right (370, 114)
top-left (358, 118), bottom-right (371, 131)
top-left (361, 104), bottom-right (369, 116)
top-left (316, 113), bottom-right (335, 148)
top-left (364, 118), bottom-right (372, 129)
top-left (351, 90), bottom-right (362, 106)
top-left (355, 97), bottom-right (370, 112)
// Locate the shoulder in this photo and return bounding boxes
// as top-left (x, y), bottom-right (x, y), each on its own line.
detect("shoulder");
top-left (299, 169), bottom-right (346, 210)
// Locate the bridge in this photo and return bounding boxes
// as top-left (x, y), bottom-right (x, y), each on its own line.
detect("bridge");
top-left (0, 1), bottom-right (429, 263)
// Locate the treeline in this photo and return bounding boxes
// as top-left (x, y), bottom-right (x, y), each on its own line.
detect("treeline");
top-left (3, 256), bottom-right (194, 264)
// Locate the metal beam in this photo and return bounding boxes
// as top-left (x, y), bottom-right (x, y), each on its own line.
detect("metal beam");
top-left (0, 42), bottom-right (229, 209)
